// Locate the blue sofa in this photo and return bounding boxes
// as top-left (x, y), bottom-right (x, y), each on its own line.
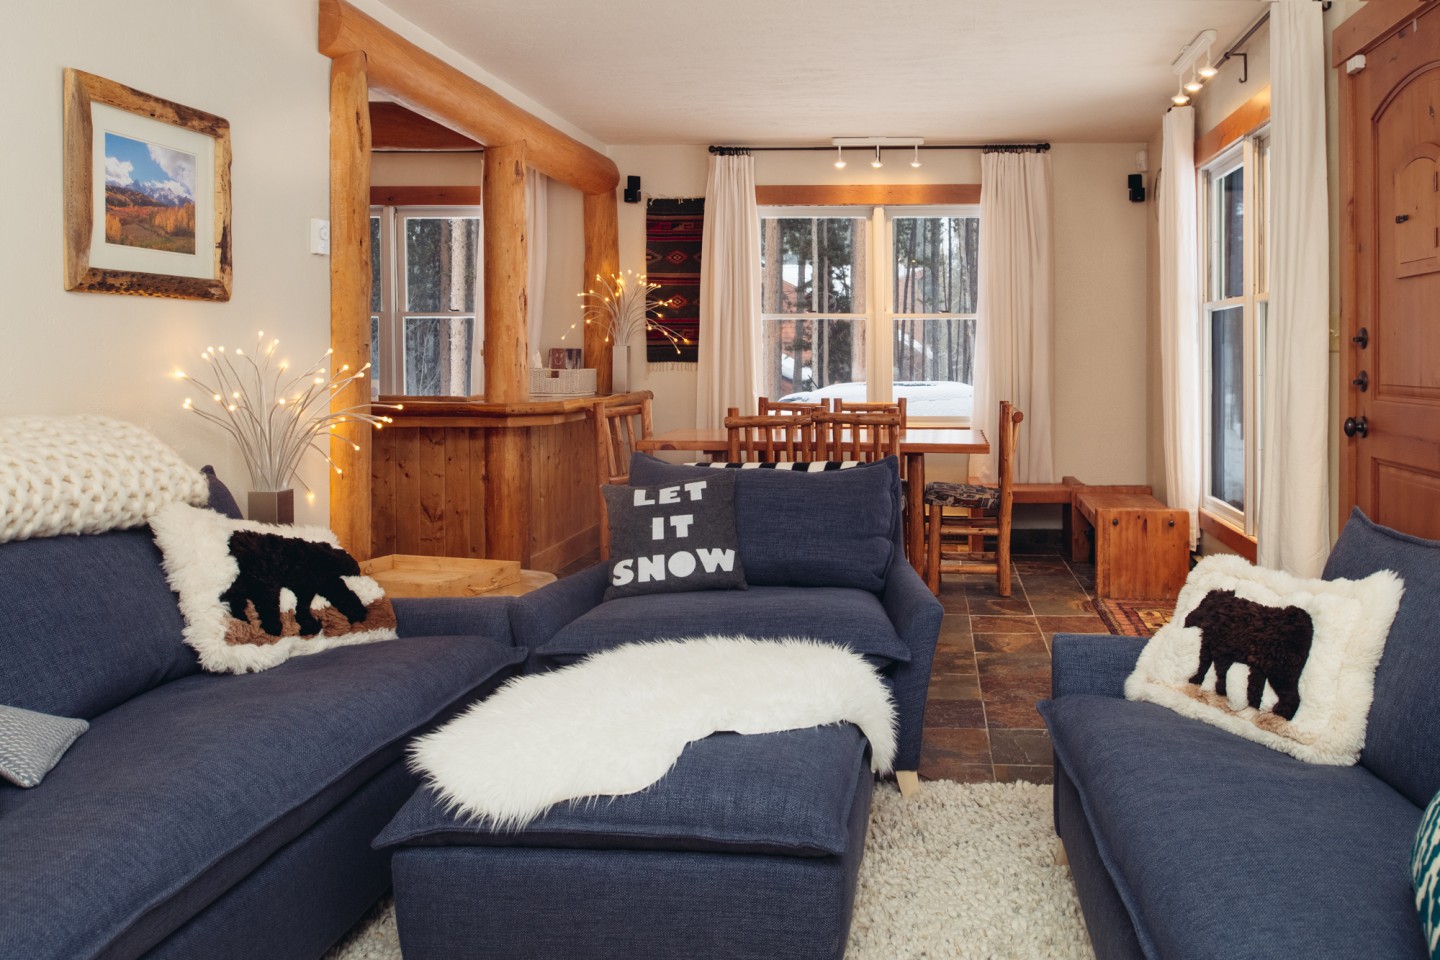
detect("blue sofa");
top-left (1040, 509), bottom-right (1438, 960)
top-left (510, 454), bottom-right (942, 773)
top-left (0, 476), bottom-right (523, 960)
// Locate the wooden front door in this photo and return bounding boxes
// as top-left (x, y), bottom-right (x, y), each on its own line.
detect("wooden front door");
top-left (1341, 2), bottom-right (1440, 538)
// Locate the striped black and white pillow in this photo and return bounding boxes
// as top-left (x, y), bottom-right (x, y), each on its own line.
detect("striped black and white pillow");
top-left (685, 461), bottom-right (863, 472)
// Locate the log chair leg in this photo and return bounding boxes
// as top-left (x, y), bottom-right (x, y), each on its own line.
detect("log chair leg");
top-left (896, 770), bottom-right (922, 798)
top-left (926, 505), bottom-right (942, 596)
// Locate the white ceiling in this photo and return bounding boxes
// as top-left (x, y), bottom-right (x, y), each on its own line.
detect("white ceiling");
top-left (376, 0), bottom-right (1270, 146)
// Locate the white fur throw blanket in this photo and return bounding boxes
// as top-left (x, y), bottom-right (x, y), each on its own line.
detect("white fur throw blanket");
top-left (410, 637), bottom-right (897, 829)
top-left (0, 415), bottom-right (207, 544)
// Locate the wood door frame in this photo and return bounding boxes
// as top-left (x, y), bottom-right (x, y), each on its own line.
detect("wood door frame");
top-left (1336, 0), bottom-right (1440, 530)
top-left (317, 0), bottom-right (620, 555)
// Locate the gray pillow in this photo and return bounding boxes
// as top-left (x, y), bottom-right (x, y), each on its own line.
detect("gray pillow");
top-left (0, 704), bottom-right (88, 788)
top-left (603, 471), bottom-right (746, 601)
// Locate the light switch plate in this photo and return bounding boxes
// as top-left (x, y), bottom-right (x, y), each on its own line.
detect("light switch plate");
top-left (309, 218), bottom-right (331, 256)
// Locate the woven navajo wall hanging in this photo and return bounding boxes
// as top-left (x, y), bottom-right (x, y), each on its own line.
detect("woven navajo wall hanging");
top-left (645, 198), bottom-right (703, 365)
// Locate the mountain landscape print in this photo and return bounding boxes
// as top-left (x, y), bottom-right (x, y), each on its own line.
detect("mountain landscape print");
top-left (103, 133), bottom-right (196, 254)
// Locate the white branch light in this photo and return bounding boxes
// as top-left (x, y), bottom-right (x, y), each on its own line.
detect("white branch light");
top-left (174, 332), bottom-right (401, 492)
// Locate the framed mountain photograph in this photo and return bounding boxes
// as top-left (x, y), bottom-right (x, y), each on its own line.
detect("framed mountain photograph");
top-left (62, 68), bottom-right (232, 301)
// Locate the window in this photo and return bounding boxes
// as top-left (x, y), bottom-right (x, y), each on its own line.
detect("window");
top-left (1200, 135), bottom-right (1269, 535)
top-left (759, 205), bottom-right (979, 421)
top-left (370, 205), bottom-right (483, 398)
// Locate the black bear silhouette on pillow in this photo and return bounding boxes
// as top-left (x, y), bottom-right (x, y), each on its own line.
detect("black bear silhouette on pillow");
top-left (221, 530), bottom-right (370, 637)
top-left (1185, 589), bottom-right (1315, 720)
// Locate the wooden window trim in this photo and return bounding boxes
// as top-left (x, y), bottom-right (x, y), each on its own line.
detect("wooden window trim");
top-left (755, 184), bottom-right (979, 207)
top-left (1199, 507), bottom-right (1258, 561)
top-left (1195, 87), bottom-right (1271, 168)
top-left (370, 185), bottom-right (482, 206)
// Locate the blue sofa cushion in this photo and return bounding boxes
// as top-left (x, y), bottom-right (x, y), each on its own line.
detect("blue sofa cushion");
top-left (1324, 508), bottom-right (1440, 808)
top-left (0, 634), bottom-right (524, 960)
top-left (1041, 694), bottom-right (1428, 960)
top-left (535, 585), bottom-right (912, 666)
top-left (629, 453), bottom-right (899, 592)
top-left (377, 724), bottom-right (870, 858)
top-left (0, 529), bottom-right (200, 719)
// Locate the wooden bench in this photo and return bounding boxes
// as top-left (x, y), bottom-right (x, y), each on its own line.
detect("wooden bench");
top-left (1073, 489), bottom-right (1190, 599)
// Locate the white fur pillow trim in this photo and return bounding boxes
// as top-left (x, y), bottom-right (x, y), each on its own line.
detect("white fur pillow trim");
top-left (411, 636), bottom-right (896, 829)
top-left (1125, 554), bottom-right (1403, 765)
top-left (0, 415), bottom-right (207, 544)
top-left (150, 502), bottom-right (397, 674)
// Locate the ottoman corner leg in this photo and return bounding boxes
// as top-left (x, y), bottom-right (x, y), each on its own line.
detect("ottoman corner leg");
top-left (895, 770), bottom-right (921, 798)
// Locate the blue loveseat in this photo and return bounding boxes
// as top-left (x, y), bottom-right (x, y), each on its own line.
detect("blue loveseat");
top-left (0, 477), bottom-right (523, 960)
top-left (510, 454), bottom-right (943, 773)
top-left (1041, 509), bottom-right (1438, 960)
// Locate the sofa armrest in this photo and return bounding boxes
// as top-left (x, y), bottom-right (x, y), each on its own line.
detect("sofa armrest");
top-left (391, 596), bottom-right (516, 644)
top-left (508, 564), bottom-right (610, 655)
top-left (1050, 633), bottom-right (1147, 700)
top-left (880, 560), bottom-right (944, 772)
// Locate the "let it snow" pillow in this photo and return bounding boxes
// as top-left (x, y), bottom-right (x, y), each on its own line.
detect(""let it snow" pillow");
top-left (602, 472), bottom-right (746, 601)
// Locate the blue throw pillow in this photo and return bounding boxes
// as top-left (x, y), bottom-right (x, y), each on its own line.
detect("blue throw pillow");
top-left (1413, 788), bottom-right (1440, 957)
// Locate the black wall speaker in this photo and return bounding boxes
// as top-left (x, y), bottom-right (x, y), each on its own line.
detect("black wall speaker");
top-left (1128, 174), bottom-right (1146, 203)
top-left (624, 175), bottom-right (642, 203)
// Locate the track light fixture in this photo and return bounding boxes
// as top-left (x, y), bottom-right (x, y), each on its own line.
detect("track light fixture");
top-left (1168, 29), bottom-right (1216, 107)
top-left (834, 145), bottom-right (846, 169)
top-left (831, 137), bottom-right (923, 172)
top-left (871, 145), bottom-right (884, 169)
top-left (911, 144), bottom-right (922, 169)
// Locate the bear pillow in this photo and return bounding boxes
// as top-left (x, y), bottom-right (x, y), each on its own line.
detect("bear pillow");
top-left (150, 502), bottom-right (398, 674)
top-left (1125, 553), bottom-right (1403, 765)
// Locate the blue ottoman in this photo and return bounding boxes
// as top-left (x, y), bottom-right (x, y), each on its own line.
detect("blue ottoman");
top-left (374, 724), bottom-right (875, 960)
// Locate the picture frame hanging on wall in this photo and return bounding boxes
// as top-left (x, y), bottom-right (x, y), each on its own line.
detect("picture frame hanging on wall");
top-left (62, 68), bottom-right (232, 301)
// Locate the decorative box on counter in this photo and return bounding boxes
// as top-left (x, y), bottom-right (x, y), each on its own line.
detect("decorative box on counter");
top-left (529, 367), bottom-right (597, 396)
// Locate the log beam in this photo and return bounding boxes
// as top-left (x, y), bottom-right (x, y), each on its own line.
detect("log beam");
top-left (483, 142), bottom-right (529, 404)
top-left (583, 190), bottom-right (620, 393)
top-left (319, 0), bottom-right (618, 195)
top-left (329, 50), bottom-right (373, 558)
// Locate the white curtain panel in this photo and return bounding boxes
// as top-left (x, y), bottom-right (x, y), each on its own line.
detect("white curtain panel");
top-left (1259, 0), bottom-right (1331, 576)
top-left (1159, 107), bottom-right (1204, 549)
top-left (970, 150), bottom-right (1055, 484)
top-left (525, 170), bottom-right (548, 359)
top-left (695, 153), bottom-right (761, 426)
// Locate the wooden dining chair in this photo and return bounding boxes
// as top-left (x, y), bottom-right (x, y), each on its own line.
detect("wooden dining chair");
top-left (724, 408), bottom-right (818, 462)
top-left (757, 397), bottom-right (833, 416)
top-left (593, 391), bottom-right (654, 559)
top-left (813, 410), bottom-right (903, 467)
top-left (923, 401), bottom-right (1024, 597)
top-left (833, 397), bottom-right (907, 428)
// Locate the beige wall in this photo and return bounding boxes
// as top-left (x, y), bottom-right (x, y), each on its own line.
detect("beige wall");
top-left (1, 0), bottom-right (334, 522)
top-left (604, 144), bottom-right (1151, 493)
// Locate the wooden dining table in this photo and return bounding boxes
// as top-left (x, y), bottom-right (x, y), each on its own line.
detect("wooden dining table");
top-left (635, 426), bottom-right (990, 574)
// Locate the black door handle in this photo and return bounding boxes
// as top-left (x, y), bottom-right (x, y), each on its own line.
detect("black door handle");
top-left (1352, 327), bottom-right (1369, 348)
top-left (1343, 416), bottom-right (1368, 438)
top-left (1352, 371), bottom-right (1369, 391)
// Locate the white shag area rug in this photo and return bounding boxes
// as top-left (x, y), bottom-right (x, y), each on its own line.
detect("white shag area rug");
top-left (325, 780), bottom-right (1094, 960)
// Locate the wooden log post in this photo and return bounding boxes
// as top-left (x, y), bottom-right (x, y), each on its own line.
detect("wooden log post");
top-left (329, 50), bottom-right (373, 558)
top-left (583, 190), bottom-right (620, 394)
top-left (483, 142), bottom-right (532, 563)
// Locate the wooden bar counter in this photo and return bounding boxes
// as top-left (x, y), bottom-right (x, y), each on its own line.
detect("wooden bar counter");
top-left (368, 392), bottom-right (644, 574)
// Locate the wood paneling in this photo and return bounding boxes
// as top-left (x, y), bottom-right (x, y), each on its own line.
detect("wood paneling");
top-left (1334, 0), bottom-right (1436, 66)
top-left (369, 101), bottom-right (480, 151)
top-left (370, 186), bottom-right (481, 206)
top-left (318, 0), bottom-right (618, 194)
top-left (329, 51), bottom-right (373, 558)
top-left (1195, 87), bottom-right (1271, 167)
top-left (584, 191), bottom-right (620, 394)
top-left (755, 184), bottom-right (980, 206)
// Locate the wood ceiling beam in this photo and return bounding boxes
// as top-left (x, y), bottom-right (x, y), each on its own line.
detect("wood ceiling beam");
top-left (319, 0), bottom-right (618, 195)
top-left (369, 102), bottom-right (481, 151)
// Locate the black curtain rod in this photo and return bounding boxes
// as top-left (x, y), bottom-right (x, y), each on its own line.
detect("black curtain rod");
top-left (708, 142), bottom-right (1049, 155)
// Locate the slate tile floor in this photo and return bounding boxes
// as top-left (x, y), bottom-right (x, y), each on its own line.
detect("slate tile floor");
top-left (918, 550), bottom-right (1104, 784)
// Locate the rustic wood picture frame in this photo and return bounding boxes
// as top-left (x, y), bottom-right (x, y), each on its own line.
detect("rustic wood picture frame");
top-left (63, 68), bottom-right (232, 301)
